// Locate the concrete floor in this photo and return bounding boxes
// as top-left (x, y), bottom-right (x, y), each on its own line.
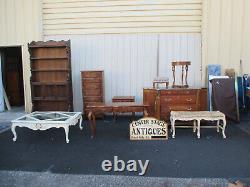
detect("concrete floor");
top-left (0, 107), bottom-right (25, 133)
top-left (0, 110), bottom-right (249, 187)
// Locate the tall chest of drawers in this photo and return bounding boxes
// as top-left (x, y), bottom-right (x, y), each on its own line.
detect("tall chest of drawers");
top-left (143, 88), bottom-right (207, 121)
top-left (81, 71), bottom-right (104, 117)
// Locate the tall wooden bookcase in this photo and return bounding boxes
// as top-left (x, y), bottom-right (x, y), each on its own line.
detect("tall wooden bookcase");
top-left (28, 40), bottom-right (73, 111)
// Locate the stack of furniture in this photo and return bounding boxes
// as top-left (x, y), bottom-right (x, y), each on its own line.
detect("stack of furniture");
top-left (81, 70), bottom-right (104, 117)
top-left (143, 88), bottom-right (207, 121)
top-left (28, 40), bottom-right (73, 111)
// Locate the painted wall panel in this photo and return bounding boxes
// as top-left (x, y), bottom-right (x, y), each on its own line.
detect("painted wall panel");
top-left (0, 0), bottom-right (43, 112)
top-left (45, 34), bottom-right (202, 112)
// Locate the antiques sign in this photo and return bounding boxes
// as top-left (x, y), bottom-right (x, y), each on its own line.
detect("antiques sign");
top-left (130, 118), bottom-right (168, 140)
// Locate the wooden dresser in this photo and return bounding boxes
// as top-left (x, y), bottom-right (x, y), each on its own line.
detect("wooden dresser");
top-left (81, 71), bottom-right (104, 117)
top-left (143, 88), bottom-right (208, 121)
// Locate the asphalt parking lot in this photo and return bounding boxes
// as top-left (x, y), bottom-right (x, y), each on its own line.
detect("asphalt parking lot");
top-left (0, 112), bottom-right (250, 186)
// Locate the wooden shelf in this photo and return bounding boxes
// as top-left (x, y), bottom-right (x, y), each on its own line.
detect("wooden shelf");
top-left (30, 57), bottom-right (68, 60)
top-left (28, 40), bottom-right (73, 111)
top-left (32, 97), bottom-right (72, 101)
top-left (31, 69), bottom-right (70, 72)
top-left (31, 82), bottom-right (70, 86)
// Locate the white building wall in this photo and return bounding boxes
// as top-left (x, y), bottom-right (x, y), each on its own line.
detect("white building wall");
top-left (202, 0), bottom-right (250, 85)
top-left (0, 0), bottom-right (43, 112)
top-left (45, 34), bottom-right (201, 112)
top-left (42, 0), bottom-right (202, 35)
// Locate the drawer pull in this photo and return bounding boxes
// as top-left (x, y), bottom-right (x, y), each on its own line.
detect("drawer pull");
top-left (187, 107), bottom-right (192, 111)
top-left (165, 98), bottom-right (172, 101)
top-left (186, 98), bottom-right (192, 102)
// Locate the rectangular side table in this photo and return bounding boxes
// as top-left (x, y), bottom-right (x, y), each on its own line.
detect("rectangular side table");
top-left (11, 112), bottom-right (82, 143)
top-left (87, 102), bottom-right (149, 138)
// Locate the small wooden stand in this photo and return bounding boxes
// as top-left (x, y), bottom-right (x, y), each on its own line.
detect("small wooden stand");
top-left (172, 61), bottom-right (191, 88)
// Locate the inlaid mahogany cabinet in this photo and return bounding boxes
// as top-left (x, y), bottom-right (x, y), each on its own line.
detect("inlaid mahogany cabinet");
top-left (81, 71), bottom-right (104, 117)
top-left (28, 40), bottom-right (73, 111)
top-left (143, 88), bottom-right (208, 121)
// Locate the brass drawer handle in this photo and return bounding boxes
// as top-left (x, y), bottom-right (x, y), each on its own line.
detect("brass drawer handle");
top-left (187, 107), bottom-right (192, 111)
top-left (165, 98), bottom-right (172, 101)
top-left (186, 98), bottom-right (192, 102)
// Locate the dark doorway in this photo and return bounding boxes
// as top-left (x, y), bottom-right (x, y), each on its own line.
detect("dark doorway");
top-left (0, 47), bottom-right (24, 106)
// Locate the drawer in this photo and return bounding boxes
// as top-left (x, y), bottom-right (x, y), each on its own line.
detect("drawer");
top-left (160, 95), bottom-right (196, 104)
top-left (161, 104), bottom-right (197, 113)
top-left (82, 82), bottom-right (102, 90)
top-left (83, 89), bottom-right (102, 96)
top-left (160, 89), bottom-right (198, 95)
top-left (82, 78), bottom-right (102, 83)
top-left (81, 71), bottom-right (103, 78)
top-left (83, 96), bottom-right (103, 102)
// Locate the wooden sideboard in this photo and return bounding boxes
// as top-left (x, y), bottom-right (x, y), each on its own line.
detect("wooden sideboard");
top-left (143, 88), bottom-right (208, 121)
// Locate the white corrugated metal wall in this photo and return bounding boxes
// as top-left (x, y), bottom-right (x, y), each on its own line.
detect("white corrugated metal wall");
top-left (43, 0), bottom-right (202, 112)
top-left (0, 0), bottom-right (43, 112)
top-left (46, 34), bottom-right (201, 112)
top-left (202, 0), bottom-right (250, 85)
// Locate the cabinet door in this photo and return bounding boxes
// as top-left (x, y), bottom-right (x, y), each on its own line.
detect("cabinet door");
top-left (143, 89), bottom-right (157, 117)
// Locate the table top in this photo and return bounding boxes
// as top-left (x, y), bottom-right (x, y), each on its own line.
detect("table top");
top-left (12, 111), bottom-right (82, 123)
top-left (171, 111), bottom-right (225, 118)
top-left (86, 102), bottom-right (149, 108)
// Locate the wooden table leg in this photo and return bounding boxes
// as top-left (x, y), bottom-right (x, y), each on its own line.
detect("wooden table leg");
top-left (144, 108), bottom-right (149, 117)
top-left (132, 112), bottom-right (135, 120)
top-left (88, 111), bottom-right (96, 138)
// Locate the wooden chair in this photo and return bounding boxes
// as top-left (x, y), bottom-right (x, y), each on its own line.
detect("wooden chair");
top-left (172, 61), bottom-right (191, 88)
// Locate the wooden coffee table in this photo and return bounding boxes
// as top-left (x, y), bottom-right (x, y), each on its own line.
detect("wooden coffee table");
top-left (86, 102), bottom-right (149, 138)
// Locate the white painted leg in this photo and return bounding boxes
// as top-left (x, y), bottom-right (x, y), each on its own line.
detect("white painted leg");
top-left (170, 116), bottom-right (173, 132)
top-left (172, 119), bottom-right (176, 138)
top-left (217, 120), bottom-right (220, 132)
top-left (79, 116), bottom-right (83, 130)
top-left (197, 120), bottom-right (201, 139)
top-left (222, 117), bottom-right (227, 138)
top-left (11, 125), bottom-right (17, 142)
top-left (193, 120), bottom-right (197, 132)
top-left (64, 126), bottom-right (69, 143)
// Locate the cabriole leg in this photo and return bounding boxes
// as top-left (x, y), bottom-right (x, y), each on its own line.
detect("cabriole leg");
top-left (64, 126), bottom-right (69, 143)
top-left (79, 116), bottom-right (83, 130)
top-left (11, 125), bottom-right (17, 142)
top-left (197, 120), bottom-right (201, 139)
top-left (217, 120), bottom-right (220, 132)
top-left (222, 117), bottom-right (227, 139)
top-left (193, 120), bottom-right (197, 132)
top-left (171, 118), bottom-right (176, 138)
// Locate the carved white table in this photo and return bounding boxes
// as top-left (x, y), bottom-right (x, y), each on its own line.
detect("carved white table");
top-left (11, 112), bottom-right (83, 143)
top-left (170, 111), bottom-right (226, 139)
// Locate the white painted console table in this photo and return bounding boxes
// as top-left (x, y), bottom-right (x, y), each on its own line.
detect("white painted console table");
top-left (170, 111), bottom-right (226, 139)
top-left (11, 112), bottom-right (83, 143)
